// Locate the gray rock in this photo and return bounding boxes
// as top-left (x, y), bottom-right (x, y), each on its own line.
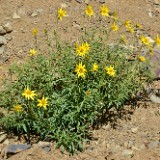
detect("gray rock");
top-left (0, 133), bottom-right (7, 143)
top-left (149, 94), bottom-right (160, 104)
top-left (41, 145), bottom-right (51, 153)
top-left (0, 26), bottom-right (6, 35)
top-left (3, 22), bottom-right (13, 33)
top-left (122, 149), bottom-right (134, 157)
top-left (148, 141), bottom-right (160, 149)
top-left (0, 45), bottom-right (4, 54)
top-left (31, 9), bottom-right (43, 17)
top-left (13, 12), bottom-right (21, 19)
top-left (37, 141), bottom-right (51, 147)
top-left (0, 36), bottom-right (7, 45)
top-left (1, 144), bottom-right (31, 159)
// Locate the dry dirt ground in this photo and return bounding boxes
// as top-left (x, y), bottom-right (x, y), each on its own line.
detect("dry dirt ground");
top-left (0, 0), bottom-right (160, 160)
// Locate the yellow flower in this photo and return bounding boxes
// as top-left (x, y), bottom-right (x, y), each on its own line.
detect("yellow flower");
top-left (75, 62), bottom-right (87, 78)
top-left (138, 55), bottom-right (146, 62)
top-left (85, 5), bottom-right (94, 17)
top-left (121, 35), bottom-right (127, 44)
top-left (105, 66), bottom-right (116, 77)
top-left (140, 35), bottom-right (151, 46)
top-left (32, 28), bottom-right (38, 36)
top-left (22, 87), bottom-right (37, 100)
top-left (13, 105), bottom-right (22, 112)
top-left (111, 23), bottom-right (119, 31)
top-left (155, 34), bottom-right (160, 47)
top-left (58, 7), bottom-right (67, 21)
top-left (76, 43), bottom-right (90, 57)
top-left (37, 96), bottom-right (48, 110)
top-left (92, 62), bottom-right (99, 72)
top-left (100, 5), bottom-right (109, 17)
top-left (29, 49), bottom-right (37, 56)
top-left (124, 20), bottom-right (131, 28)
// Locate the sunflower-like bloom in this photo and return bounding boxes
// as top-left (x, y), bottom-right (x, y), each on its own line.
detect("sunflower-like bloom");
top-left (100, 5), bottom-right (109, 17)
top-left (37, 96), bottom-right (48, 110)
top-left (76, 42), bottom-right (90, 57)
top-left (111, 23), bottom-right (119, 31)
top-left (105, 66), bottom-right (116, 77)
top-left (22, 87), bottom-right (37, 100)
top-left (58, 7), bottom-right (67, 21)
top-left (75, 62), bottom-right (87, 78)
top-left (13, 105), bottom-right (22, 112)
top-left (29, 49), bottom-right (37, 56)
top-left (140, 35), bottom-right (151, 47)
top-left (85, 5), bottom-right (94, 17)
top-left (138, 55), bottom-right (146, 62)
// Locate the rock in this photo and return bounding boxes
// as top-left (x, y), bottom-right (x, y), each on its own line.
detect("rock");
top-left (3, 22), bottom-right (13, 33)
top-left (5, 34), bottom-right (13, 41)
top-left (37, 141), bottom-right (51, 147)
top-left (0, 45), bottom-right (5, 54)
top-left (0, 36), bottom-right (7, 45)
top-left (148, 141), bottom-right (160, 149)
top-left (0, 133), bottom-right (7, 143)
top-left (13, 12), bottom-right (21, 19)
top-left (41, 145), bottom-right (51, 153)
top-left (99, 0), bottom-right (106, 3)
top-left (122, 149), bottom-right (134, 157)
top-left (76, 0), bottom-right (83, 3)
top-left (31, 9), bottom-right (43, 17)
top-left (131, 127), bottom-right (138, 134)
top-left (0, 26), bottom-right (6, 35)
top-left (1, 144), bottom-right (31, 159)
top-left (149, 94), bottom-right (160, 103)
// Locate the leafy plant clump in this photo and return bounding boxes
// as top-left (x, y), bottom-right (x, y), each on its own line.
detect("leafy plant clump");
top-left (0, 4), bottom-right (159, 153)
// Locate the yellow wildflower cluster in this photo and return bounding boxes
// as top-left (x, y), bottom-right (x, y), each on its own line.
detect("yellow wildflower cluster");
top-left (16, 87), bottom-right (49, 111)
top-left (76, 42), bottom-right (90, 57)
